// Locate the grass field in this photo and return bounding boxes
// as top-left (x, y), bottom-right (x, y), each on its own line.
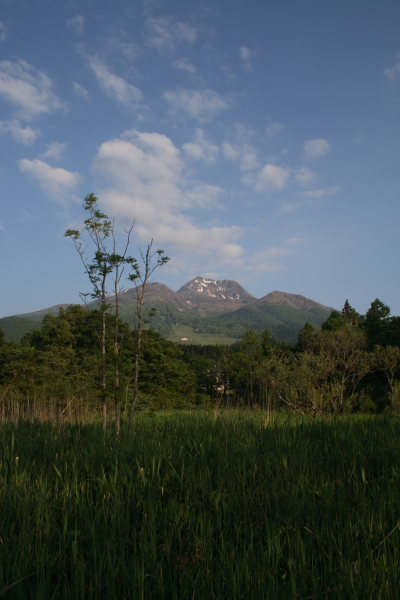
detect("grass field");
top-left (1, 411), bottom-right (400, 599)
top-left (167, 323), bottom-right (238, 345)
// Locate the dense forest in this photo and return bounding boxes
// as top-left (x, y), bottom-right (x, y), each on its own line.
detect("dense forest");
top-left (1, 297), bottom-right (400, 421)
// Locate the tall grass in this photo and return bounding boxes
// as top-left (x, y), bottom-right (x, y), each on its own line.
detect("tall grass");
top-left (1, 411), bottom-right (399, 598)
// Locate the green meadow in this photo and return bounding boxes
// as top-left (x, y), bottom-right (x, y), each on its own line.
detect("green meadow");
top-left (1, 411), bottom-right (400, 599)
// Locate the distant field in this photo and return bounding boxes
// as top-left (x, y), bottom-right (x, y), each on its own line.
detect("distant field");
top-left (1, 412), bottom-right (400, 598)
top-left (168, 323), bottom-right (238, 345)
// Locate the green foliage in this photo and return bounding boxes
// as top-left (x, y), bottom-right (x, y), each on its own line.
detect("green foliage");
top-left (364, 298), bottom-right (392, 348)
top-left (1, 294), bottom-right (400, 415)
top-left (322, 309), bottom-right (345, 331)
top-left (214, 302), bottom-right (330, 343)
top-left (0, 316), bottom-right (41, 343)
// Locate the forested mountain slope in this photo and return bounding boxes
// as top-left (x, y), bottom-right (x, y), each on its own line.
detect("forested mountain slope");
top-left (0, 277), bottom-right (333, 344)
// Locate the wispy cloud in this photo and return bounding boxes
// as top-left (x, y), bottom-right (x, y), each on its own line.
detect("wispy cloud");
top-left (384, 59), bottom-right (400, 81)
top-left (303, 138), bottom-right (331, 159)
top-left (0, 21), bottom-right (7, 42)
top-left (0, 59), bottom-right (66, 120)
top-left (66, 14), bottom-right (85, 34)
top-left (279, 186), bottom-right (340, 214)
top-left (72, 81), bottom-right (89, 100)
top-left (112, 38), bottom-right (139, 61)
top-left (222, 142), bottom-right (259, 172)
top-left (294, 166), bottom-right (315, 186)
top-left (303, 185), bottom-right (340, 199)
top-left (145, 16), bottom-right (197, 51)
top-left (87, 55), bottom-right (143, 108)
top-left (19, 158), bottom-right (81, 202)
top-left (0, 119), bottom-right (39, 144)
top-left (183, 128), bottom-right (219, 164)
top-left (266, 121), bottom-right (284, 137)
top-left (164, 88), bottom-right (230, 122)
top-left (255, 163), bottom-right (291, 192)
top-left (171, 57), bottom-right (196, 74)
top-left (40, 142), bottom-right (67, 161)
top-left (239, 46), bottom-right (256, 70)
top-left (224, 237), bottom-right (306, 275)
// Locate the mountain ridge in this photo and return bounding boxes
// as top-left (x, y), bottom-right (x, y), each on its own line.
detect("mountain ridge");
top-left (0, 276), bottom-right (335, 344)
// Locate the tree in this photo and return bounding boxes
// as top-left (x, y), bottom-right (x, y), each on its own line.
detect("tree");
top-left (297, 322), bottom-right (317, 352)
top-left (373, 345), bottom-right (400, 395)
top-left (65, 194), bottom-right (135, 429)
top-left (108, 223), bottom-right (134, 434)
top-left (322, 310), bottom-right (345, 331)
top-left (364, 299), bottom-right (391, 348)
top-left (127, 240), bottom-right (169, 427)
top-left (315, 326), bottom-right (370, 412)
top-left (341, 299), bottom-right (361, 326)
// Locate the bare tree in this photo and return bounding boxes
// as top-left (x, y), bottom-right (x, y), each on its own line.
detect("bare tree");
top-left (127, 240), bottom-right (169, 427)
top-left (65, 194), bottom-right (113, 428)
top-left (65, 194), bottom-right (137, 431)
top-left (108, 222), bottom-right (135, 435)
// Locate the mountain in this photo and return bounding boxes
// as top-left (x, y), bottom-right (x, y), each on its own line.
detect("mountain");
top-left (0, 304), bottom-right (72, 343)
top-left (0, 277), bottom-right (334, 345)
top-left (213, 299), bottom-right (332, 344)
top-left (176, 277), bottom-right (256, 313)
top-left (258, 290), bottom-right (331, 312)
top-left (116, 283), bottom-right (184, 308)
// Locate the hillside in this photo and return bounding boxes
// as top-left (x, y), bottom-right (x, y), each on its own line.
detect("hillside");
top-left (0, 277), bottom-right (334, 345)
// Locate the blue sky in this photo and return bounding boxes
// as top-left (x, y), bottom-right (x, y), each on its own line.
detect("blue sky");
top-left (1, 0), bottom-right (400, 318)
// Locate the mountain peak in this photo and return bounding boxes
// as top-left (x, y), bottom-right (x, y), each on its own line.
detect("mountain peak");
top-left (176, 277), bottom-right (255, 311)
top-left (259, 290), bottom-right (333, 312)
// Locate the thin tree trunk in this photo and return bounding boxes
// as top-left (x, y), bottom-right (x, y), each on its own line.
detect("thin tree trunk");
top-left (130, 295), bottom-right (143, 429)
top-left (114, 276), bottom-right (121, 436)
top-left (101, 295), bottom-right (107, 430)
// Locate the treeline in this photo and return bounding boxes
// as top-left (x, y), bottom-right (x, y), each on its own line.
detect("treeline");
top-left (0, 298), bottom-right (400, 419)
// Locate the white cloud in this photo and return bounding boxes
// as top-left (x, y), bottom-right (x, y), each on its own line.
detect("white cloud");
top-left (384, 59), bottom-right (400, 81)
top-left (222, 142), bottom-right (239, 162)
top-left (294, 166), bottom-right (315, 186)
top-left (240, 46), bottom-right (255, 70)
top-left (0, 119), bottom-right (39, 144)
top-left (105, 32), bottom-right (140, 62)
top-left (0, 59), bottom-right (66, 120)
top-left (222, 142), bottom-right (259, 172)
top-left (164, 88), bottom-right (230, 122)
top-left (255, 163), bottom-right (291, 192)
top-left (19, 158), bottom-right (81, 201)
top-left (303, 186), bottom-right (340, 199)
top-left (171, 57), bottom-right (196, 74)
top-left (303, 138), bottom-right (331, 159)
top-left (40, 142), bottom-right (67, 161)
top-left (239, 144), bottom-right (260, 172)
top-left (183, 128), bottom-right (219, 164)
top-left (0, 21), bottom-right (7, 42)
top-left (279, 187), bottom-right (339, 214)
top-left (87, 56), bottom-right (143, 108)
top-left (66, 15), bottom-right (85, 34)
top-left (145, 16), bottom-right (197, 51)
top-left (73, 81), bottom-right (89, 100)
top-left (266, 121), bottom-right (284, 137)
top-left (18, 210), bottom-right (41, 224)
top-left (92, 130), bottom-right (243, 265)
top-left (249, 238), bottom-right (305, 273)
top-left (0, 224), bottom-right (5, 232)
top-left (185, 183), bottom-right (223, 208)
